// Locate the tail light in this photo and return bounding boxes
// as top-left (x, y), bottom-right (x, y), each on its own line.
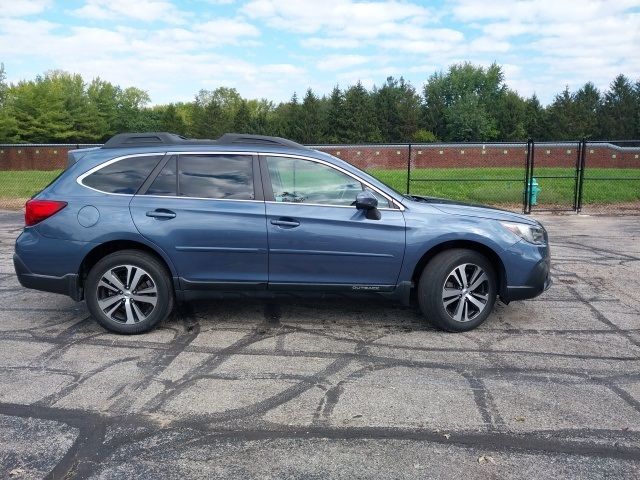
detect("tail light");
top-left (25, 200), bottom-right (67, 227)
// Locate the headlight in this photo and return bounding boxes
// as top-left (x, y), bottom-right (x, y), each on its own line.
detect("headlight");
top-left (500, 222), bottom-right (546, 245)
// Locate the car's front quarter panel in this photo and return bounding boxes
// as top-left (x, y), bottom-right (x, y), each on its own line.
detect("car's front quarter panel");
top-left (399, 203), bottom-right (550, 301)
top-left (401, 206), bottom-right (512, 274)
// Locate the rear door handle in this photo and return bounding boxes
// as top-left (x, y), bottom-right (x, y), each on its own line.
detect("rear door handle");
top-left (146, 209), bottom-right (176, 219)
top-left (270, 218), bottom-right (300, 228)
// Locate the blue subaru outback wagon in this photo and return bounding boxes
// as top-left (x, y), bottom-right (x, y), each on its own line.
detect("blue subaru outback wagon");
top-left (14, 133), bottom-right (550, 334)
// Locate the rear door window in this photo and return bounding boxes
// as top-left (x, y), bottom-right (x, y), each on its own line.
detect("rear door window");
top-left (82, 155), bottom-right (162, 194)
top-left (178, 154), bottom-right (254, 199)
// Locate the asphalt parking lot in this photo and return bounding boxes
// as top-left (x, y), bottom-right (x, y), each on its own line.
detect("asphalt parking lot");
top-left (0, 211), bottom-right (639, 479)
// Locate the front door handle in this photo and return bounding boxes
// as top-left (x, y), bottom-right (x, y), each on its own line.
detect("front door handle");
top-left (146, 209), bottom-right (176, 219)
top-left (271, 218), bottom-right (300, 228)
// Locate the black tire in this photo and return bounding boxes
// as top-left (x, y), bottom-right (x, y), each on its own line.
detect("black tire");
top-left (418, 249), bottom-right (497, 332)
top-left (85, 250), bottom-right (174, 334)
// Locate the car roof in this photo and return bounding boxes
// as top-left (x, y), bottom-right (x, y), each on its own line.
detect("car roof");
top-left (102, 132), bottom-right (310, 151)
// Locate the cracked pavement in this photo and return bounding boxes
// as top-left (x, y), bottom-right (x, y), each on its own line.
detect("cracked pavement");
top-left (0, 211), bottom-right (639, 479)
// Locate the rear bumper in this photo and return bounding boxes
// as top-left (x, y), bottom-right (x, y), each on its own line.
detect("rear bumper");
top-left (13, 253), bottom-right (83, 300)
top-left (503, 255), bottom-right (551, 302)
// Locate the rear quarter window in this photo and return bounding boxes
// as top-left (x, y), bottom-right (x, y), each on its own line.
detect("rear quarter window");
top-left (82, 155), bottom-right (162, 194)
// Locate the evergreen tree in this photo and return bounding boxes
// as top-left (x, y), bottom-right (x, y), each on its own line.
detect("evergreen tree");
top-left (373, 77), bottom-right (402, 142)
top-left (299, 88), bottom-right (322, 143)
top-left (598, 74), bottom-right (637, 139)
top-left (373, 76), bottom-right (421, 142)
top-left (523, 94), bottom-right (547, 140)
top-left (573, 82), bottom-right (601, 139)
top-left (159, 104), bottom-right (187, 135)
top-left (343, 82), bottom-right (381, 143)
top-left (191, 95), bottom-right (223, 138)
top-left (495, 90), bottom-right (526, 141)
top-left (232, 99), bottom-right (251, 133)
top-left (546, 87), bottom-right (579, 140)
top-left (284, 93), bottom-right (303, 142)
top-left (323, 85), bottom-right (346, 143)
top-left (395, 78), bottom-right (422, 142)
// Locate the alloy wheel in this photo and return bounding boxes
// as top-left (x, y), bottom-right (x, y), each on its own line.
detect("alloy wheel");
top-left (441, 263), bottom-right (490, 323)
top-left (96, 264), bottom-right (158, 324)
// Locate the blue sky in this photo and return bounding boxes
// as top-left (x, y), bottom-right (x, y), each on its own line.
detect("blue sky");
top-left (1, 0), bottom-right (639, 105)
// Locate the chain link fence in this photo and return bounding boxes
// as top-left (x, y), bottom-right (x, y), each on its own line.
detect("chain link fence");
top-left (1, 141), bottom-right (639, 214)
top-left (407, 143), bottom-right (527, 211)
top-left (579, 141), bottom-right (640, 214)
top-left (0, 144), bottom-right (97, 210)
top-left (316, 141), bottom-right (640, 214)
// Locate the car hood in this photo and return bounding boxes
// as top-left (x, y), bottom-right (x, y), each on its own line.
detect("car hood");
top-left (405, 195), bottom-right (538, 225)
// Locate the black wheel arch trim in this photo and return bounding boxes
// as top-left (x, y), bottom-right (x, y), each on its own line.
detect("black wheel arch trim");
top-left (411, 240), bottom-right (507, 299)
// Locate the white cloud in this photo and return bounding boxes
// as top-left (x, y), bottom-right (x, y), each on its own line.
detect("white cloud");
top-left (242, 0), bottom-right (466, 56)
top-left (447, 0), bottom-right (640, 101)
top-left (467, 36), bottom-right (511, 53)
top-left (316, 54), bottom-right (370, 71)
top-left (242, 0), bottom-right (433, 36)
top-left (71, 0), bottom-right (187, 24)
top-left (1, 0), bottom-right (639, 104)
top-left (302, 37), bottom-right (363, 49)
top-left (0, 0), bottom-right (51, 17)
top-left (452, 0), bottom-right (640, 22)
top-left (243, 0), bottom-right (425, 32)
top-left (0, 15), bottom-right (285, 104)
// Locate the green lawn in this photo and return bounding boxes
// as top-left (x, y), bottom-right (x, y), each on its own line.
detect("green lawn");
top-left (369, 167), bottom-right (640, 205)
top-left (0, 170), bottom-right (63, 199)
top-left (0, 167), bottom-right (638, 206)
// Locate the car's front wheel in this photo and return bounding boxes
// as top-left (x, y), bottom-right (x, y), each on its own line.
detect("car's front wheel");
top-left (85, 250), bottom-right (174, 334)
top-left (418, 249), bottom-right (497, 332)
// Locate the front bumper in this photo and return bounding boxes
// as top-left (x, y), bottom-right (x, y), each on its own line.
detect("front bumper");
top-left (14, 253), bottom-right (83, 300)
top-left (504, 255), bottom-right (551, 301)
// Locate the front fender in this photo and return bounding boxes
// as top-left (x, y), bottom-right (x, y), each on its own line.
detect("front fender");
top-left (398, 211), bottom-right (518, 285)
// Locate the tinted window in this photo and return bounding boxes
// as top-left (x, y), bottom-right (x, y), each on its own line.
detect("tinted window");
top-left (147, 157), bottom-right (177, 196)
top-left (83, 155), bottom-right (161, 194)
top-left (266, 156), bottom-right (390, 207)
top-left (179, 155), bottom-right (254, 199)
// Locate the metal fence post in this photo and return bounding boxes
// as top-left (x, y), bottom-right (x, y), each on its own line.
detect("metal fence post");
top-left (523, 139), bottom-right (532, 214)
top-left (406, 143), bottom-right (412, 194)
top-left (576, 138), bottom-right (587, 212)
top-left (572, 140), bottom-right (582, 212)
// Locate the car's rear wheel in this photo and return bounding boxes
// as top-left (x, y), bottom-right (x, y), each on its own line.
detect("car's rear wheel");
top-left (418, 249), bottom-right (497, 332)
top-left (85, 250), bottom-right (174, 334)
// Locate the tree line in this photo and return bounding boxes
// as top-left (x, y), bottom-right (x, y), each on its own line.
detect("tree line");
top-left (0, 62), bottom-right (638, 144)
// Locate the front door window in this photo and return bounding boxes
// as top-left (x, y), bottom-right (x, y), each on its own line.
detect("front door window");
top-left (266, 156), bottom-right (390, 207)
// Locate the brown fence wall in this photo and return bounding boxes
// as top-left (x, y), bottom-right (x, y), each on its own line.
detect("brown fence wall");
top-left (0, 143), bottom-right (639, 171)
top-left (319, 145), bottom-right (640, 170)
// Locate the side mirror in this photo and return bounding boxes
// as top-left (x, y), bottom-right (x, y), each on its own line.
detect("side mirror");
top-left (355, 190), bottom-right (381, 220)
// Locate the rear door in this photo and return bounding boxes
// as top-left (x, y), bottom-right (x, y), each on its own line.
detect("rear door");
top-left (130, 152), bottom-right (268, 289)
top-left (262, 154), bottom-right (406, 290)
